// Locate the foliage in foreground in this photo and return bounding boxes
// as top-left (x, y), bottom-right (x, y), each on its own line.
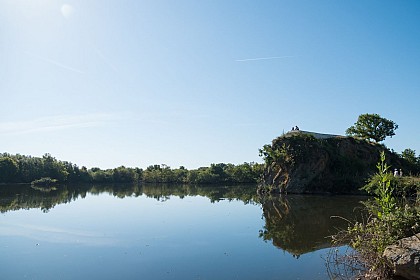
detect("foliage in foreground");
top-left (330, 151), bottom-right (420, 279)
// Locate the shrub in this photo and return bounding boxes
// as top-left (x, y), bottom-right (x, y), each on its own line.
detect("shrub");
top-left (330, 151), bottom-right (420, 278)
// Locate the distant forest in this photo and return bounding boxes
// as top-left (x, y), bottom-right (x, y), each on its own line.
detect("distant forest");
top-left (0, 153), bottom-right (263, 185)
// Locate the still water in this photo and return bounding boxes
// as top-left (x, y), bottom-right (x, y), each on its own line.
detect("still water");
top-left (0, 184), bottom-right (366, 280)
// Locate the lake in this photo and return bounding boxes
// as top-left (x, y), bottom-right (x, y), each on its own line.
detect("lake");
top-left (0, 184), bottom-right (367, 280)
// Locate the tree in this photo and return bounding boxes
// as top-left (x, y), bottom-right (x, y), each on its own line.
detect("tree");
top-left (401, 148), bottom-right (420, 174)
top-left (346, 113), bottom-right (398, 142)
top-left (401, 149), bottom-right (417, 165)
top-left (0, 156), bottom-right (19, 183)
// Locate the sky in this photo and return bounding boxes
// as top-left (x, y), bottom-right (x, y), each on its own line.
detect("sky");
top-left (1, 0), bottom-right (419, 169)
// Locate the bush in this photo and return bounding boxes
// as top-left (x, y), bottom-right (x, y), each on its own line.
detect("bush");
top-left (330, 151), bottom-right (420, 278)
top-left (31, 177), bottom-right (58, 186)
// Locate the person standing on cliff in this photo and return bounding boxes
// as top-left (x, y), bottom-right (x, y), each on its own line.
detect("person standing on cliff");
top-left (394, 169), bottom-right (399, 177)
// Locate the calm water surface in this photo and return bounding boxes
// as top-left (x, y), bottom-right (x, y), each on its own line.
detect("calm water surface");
top-left (0, 184), bottom-right (366, 280)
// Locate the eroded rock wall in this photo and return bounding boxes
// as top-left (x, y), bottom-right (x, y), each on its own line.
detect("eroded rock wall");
top-left (259, 132), bottom-right (404, 194)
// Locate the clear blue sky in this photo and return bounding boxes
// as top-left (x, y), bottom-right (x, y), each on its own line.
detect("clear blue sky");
top-left (1, 0), bottom-right (419, 169)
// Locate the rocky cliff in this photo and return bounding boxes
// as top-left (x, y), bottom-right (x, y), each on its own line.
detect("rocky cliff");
top-left (258, 131), bottom-right (405, 194)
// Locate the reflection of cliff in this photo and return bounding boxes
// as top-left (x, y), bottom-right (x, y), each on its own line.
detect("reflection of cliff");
top-left (0, 184), bottom-right (258, 213)
top-left (260, 195), bottom-right (367, 256)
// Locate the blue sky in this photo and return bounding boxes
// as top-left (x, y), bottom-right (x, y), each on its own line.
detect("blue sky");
top-left (1, 0), bottom-right (419, 169)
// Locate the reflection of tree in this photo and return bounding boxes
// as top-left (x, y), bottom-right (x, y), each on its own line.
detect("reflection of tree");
top-left (0, 184), bottom-right (90, 213)
top-left (259, 195), bottom-right (366, 257)
top-left (0, 184), bottom-right (259, 213)
top-left (141, 184), bottom-right (258, 204)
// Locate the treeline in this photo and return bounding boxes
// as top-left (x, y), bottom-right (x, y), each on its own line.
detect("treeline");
top-left (0, 153), bottom-right (263, 185)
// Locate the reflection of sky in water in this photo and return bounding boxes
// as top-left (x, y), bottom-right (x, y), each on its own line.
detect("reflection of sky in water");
top-left (0, 193), bottom-right (340, 280)
top-left (0, 223), bottom-right (117, 246)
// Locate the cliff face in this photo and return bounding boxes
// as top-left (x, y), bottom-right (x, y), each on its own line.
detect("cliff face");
top-left (259, 131), bottom-right (404, 194)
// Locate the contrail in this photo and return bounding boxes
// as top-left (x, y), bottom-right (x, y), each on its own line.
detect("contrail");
top-left (24, 51), bottom-right (85, 74)
top-left (0, 113), bottom-right (119, 135)
top-left (93, 47), bottom-right (118, 72)
top-left (235, 55), bottom-right (294, 62)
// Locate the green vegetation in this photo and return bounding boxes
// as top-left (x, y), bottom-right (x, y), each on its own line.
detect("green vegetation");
top-left (331, 151), bottom-right (420, 278)
top-left (31, 177), bottom-right (58, 186)
top-left (401, 148), bottom-right (420, 175)
top-left (259, 133), bottom-right (317, 167)
top-left (0, 153), bottom-right (263, 185)
top-left (258, 133), bottom-right (388, 194)
top-left (258, 128), bottom-right (419, 194)
top-left (345, 113), bottom-right (398, 143)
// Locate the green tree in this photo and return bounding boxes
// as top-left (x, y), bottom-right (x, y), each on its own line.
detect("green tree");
top-left (401, 148), bottom-right (417, 165)
top-left (143, 165), bottom-right (163, 183)
top-left (41, 153), bottom-right (69, 182)
top-left (225, 162), bottom-right (259, 183)
top-left (346, 113), bottom-right (398, 142)
top-left (112, 166), bottom-right (138, 183)
top-left (0, 157), bottom-right (19, 183)
top-left (173, 167), bottom-right (188, 183)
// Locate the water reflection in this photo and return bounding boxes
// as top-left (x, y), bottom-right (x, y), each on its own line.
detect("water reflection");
top-left (259, 195), bottom-right (366, 257)
top-left (0, 183), bottom-right (257, 213)
top-left (0, 222), bottom-right (117, 246)
top-left (0, 184), bottom-right (366, 257)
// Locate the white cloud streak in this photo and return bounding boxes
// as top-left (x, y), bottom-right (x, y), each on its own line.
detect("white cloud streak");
top-left (93, 47), bottom-right (118, 72)
top-left (24, 51), bottom-right (85, 74)
top-left (0, 113), bottom-right (120, 135)
top-left (235, 56), bottom-right (294, 62)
